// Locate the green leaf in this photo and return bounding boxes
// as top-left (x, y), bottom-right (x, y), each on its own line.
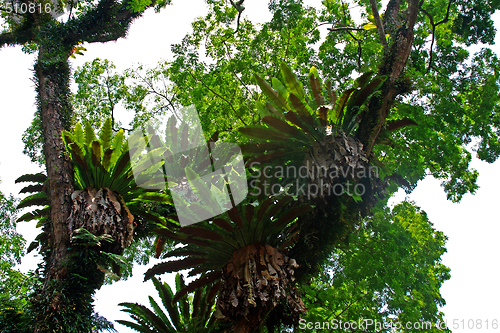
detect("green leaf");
top-left (99, 117), bottom-right (113, 151)
top-left (15, 173), bottom-right (47, 184)
top-left (255, 74), bottom-right (289, 111)
top-left (17, 193), bottom-right (49, 209)
top-left (84, 121), bottom-right (97, 147)
top-left (239, 126), bottom-right (290, 141)
top-left (362, 23), bottom-right (377, 30)
top-left (281, 62), bottom-right (305, 99)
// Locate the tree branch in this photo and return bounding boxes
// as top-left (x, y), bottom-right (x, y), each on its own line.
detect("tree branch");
top-left (63, 3), bottom-right (140, 45)
top-left (369, 0), bottom-right (388, 50)
top-left (421, 0), bottom-right (454, 73)
top-left (357, 0), bottom-right (421, 153)
top-left (346, 30), bottom-right (363, 69)
top-left (0, 29), bottom-right (34, 47)
top-left (327, 26), bottom-right (365, 32)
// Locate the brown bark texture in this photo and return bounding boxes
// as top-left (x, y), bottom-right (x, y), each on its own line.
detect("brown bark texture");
top-left (357, 0), bottom-right (421, 153)
top-left (36, 49), bottom-right (74, 284)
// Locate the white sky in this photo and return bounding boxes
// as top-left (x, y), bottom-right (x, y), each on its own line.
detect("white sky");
top-left (0, 1), bottom-right (499, 332)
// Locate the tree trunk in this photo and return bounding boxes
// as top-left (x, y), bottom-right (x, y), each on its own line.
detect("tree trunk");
top-left (32, 46), bottom-right (77, 333)
top-left (36, 47), bottom-right (74, 284)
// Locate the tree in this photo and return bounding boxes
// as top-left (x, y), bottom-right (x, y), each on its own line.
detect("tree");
top-left (118, 274), bottom-right (228, 332)
top-left (134, 0), bottom-right (499, 330)
top-left (3, 0), bottom-right (500, 332)
top-left (0, 188), bottom-right (34, 332)
top-left (0, 0), bottom-right (172, 331)
top-left (301, 201), bottom-right (451, 332)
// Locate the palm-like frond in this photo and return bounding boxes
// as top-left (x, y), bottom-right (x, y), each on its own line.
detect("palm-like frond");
top-left (117, 275), bottom-right (224, 333)
top-left (61, 119), bottom-right (177, 255)
top-left (145, 197), bottom-right (309, 325)
top-left (15, 173), bottom-right (49, 253)
top-left (146, 196), bottom-right (308, 282)
top-left (240, 63), bottom-right (386, 168)
top-left (61, 117), bottom-right (173, 222)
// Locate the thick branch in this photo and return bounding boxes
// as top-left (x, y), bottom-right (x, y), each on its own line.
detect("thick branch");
top-left (369, 0), bottom-right (388, 50)
top-left (357, 0), bottom-right (421, 153)
top-left (0, 20), bottom-right (36, 47)
top-left (62, 0), bottom-right (142, 45)
top-left (383, 0), bottom-right (402, 27)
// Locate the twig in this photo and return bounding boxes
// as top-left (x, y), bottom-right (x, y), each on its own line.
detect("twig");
top-left (420, 0), bottom-right (454, 73)
top-left (328, 26), bottom-right (366, 32)
top-left (347, 30), bottom-right (363, 69)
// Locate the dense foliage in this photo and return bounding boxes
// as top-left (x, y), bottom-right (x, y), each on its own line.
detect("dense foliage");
top-left (2, 0), bottom-right (500, 331)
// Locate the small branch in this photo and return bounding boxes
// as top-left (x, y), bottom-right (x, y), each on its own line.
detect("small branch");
top-left (369, 0), bottom-right (388, 50)
top-left (436, 0), bottom-right (454, 26)
top-left (222, 41), bottom-right (255, 100)
top-left (420, 0), bottom-right (454, 73)
top-left (327, 26), bottom-right (365, 32)
top-left (346, 30), bottom-right (363, 69)
top-left (307, 21), bottom-right (338, 34)
top-left (420, 9), bottom-right (435, 73)
top-left (104, 69), bottom-right (116, 130)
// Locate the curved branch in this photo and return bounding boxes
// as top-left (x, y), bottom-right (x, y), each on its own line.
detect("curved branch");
top-left (369, 0), bottom-right (388, 50)
top-left (421, 0), bottom-right (455, 73)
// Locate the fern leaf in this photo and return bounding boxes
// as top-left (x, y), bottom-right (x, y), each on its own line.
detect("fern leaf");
top-left (309, 69), bottom-right (324, 106)
top-left (74, 123), bottom-right (84, 144)
top-left (239, 126), bottom-right (290, 141)
top-left (99, 117), bottom-right (113, 151)
top-left (84, 121), bottom-right (97, 147)
top-left (144, 258), bottom-right (208, 281)
top-left (15, 173), bottom-right (47, 184)
top-left (281, 62), bottom-right (305, 99)
top-left (254, 74), bottom-right (288, 111)
top-left (173, 271), bottom-right (222, 303)
top-left (17, 193), bottom-right (49, 209)
top-left (17, 208), bottom-right (49, 222)
top-left (19, 184), bottom-right (44, 194)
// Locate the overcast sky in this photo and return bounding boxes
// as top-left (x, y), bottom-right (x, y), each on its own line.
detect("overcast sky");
top-left (1, 1), bottom-right (499, 332)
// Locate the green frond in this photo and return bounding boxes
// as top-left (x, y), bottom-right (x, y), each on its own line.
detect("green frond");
top-left (19, 184), bottom-right (44, 194)
top-left (281, 62), bottom-right (305, 99)
top-left (99, 117), bottom-right (113, 151)
top-left (74, 122), bottom-right (84, 143)
top-left (15, 173), bottom-right (47, 184)
top-left (119, 275), bottom-right (219, 333)
top-left (17, 192), bottom-right (49, 209)
top-left (84, 121), bottom-right (98, 147)
top-left (17, 208), bottom-right (49, 222)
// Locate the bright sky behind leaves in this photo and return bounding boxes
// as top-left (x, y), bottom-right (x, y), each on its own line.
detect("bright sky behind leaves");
top-left (0, 1), bottom-right (499, 332)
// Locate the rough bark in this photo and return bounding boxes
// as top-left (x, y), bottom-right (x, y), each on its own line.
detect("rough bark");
top-left (32, 47), bottom-right (75, 333)
top-left (217, 244), bottom-right (304, 333)
top-left (68, 187), bottom-right (134, 254)
top-left (36, 48), bottom-right (74, 284)
top-left (357, 0), bottom-right (421, 153)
